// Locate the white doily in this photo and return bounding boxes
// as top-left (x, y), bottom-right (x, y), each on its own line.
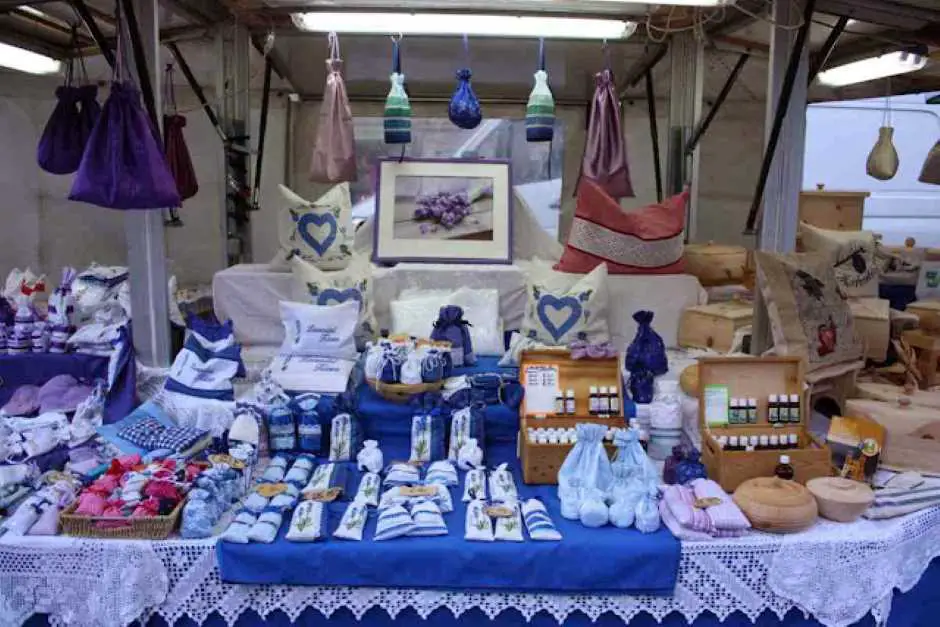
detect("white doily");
top-left (0, 536), bottom-right (168, 627)
top-left (3, 508), bottom-right (940, 627)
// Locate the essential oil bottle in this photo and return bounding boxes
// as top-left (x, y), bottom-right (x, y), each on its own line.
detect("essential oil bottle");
top-left (608, 386), bottom-right (620, 416)
top-left (565, 389), bottom-right (576, 415)
top-left (588, 386), bottom-right (599, 415)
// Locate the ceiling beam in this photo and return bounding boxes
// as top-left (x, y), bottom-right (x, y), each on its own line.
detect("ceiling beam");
top-left (0, 24), bottom-right (69, 57)
top-left (159, 0), bottom-right (228, 26)
top-left (618, 42), bottom-right (668, 97)
top-left (815, 0), bottom-right (940, 31)
top-left (250, 33), bottom-right (302, 95)
top-left (707, 0), bottom-right (766, 37)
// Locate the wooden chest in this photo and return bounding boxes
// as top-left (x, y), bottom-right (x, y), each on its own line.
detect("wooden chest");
top-left (699, 357), bottom-right (831, 492)
top-left (679, 302), bottom-right (753, 353)
top-left (798, 189), bottom-right (868, 232)
top-left (684, 243), bottom-right (751, 287)
top-left (849, 297), bottom-right (890, 362)
top-left (901, 329), bottom-right (940, 388)
top-left (844, 398), bottom-right (940, 475)
top-left (905, 300), bottom-right (940, 327)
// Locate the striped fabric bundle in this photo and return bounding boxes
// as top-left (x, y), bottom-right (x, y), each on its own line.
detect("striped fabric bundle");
top-left (384, 39), bottom-right (411, 144)
top-left (525, 39), bottom-right (554, 143)
top-left (374, 504), bottom-right (415, 541)
top-left (522, 499), bottom-right (561, 541)
top-left (864, 484), bottom-right (940, 520)
top-left (409, 500), bottom-right (448, 537)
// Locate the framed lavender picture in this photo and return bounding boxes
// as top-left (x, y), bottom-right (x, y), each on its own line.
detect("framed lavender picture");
top-left (373, 158), bottom-right (513, 265)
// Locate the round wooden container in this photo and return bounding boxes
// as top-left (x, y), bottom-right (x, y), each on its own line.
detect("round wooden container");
top-left (679, 364), bottom-right (699, 397)
top-left (806, 477), bottom-right (874, 523)
top-left (733, 477), bottom-right (818, 533)
top-left (366, 378), bottom-right (445, 404)
top-left (684, 243), bottom-right (750, 286)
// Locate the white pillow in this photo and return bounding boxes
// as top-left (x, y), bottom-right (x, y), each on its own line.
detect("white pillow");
top-left (273, 183), bottom-right (353, 271)
top-left (389, 288), bottom-right (504, 356)
top-left (290, 254), bottom-right (377, 342)
top-left (519, 260), bottom-right (611, 346)
top-left (278, 299), bottom-right (358, 360)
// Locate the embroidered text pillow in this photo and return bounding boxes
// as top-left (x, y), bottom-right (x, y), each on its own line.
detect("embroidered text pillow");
top-left (277, 299), bottom-right (359, 361)
top-left (521, 261), bottom-right (610, 346)
top-left (755, 250), bottom-right (864, 380)
top-left (555, 178), bottom-right (687, 274)
top-left (274, 183), bottom-right (353, 271)
top-left (290, 254), bottom-right (377, 344)
top-left (799, 222), bottom-right (878, 297)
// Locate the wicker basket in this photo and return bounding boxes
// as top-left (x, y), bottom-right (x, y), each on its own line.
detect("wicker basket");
top-left (366, 378), bottom-right (445, 404)
top-left (59, 499), bottom-right (184, 540)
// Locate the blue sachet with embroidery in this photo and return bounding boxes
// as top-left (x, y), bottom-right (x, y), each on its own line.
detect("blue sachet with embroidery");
top-left (267, 403), bottom-right (296, 453)
top-left (449, 68), bottom-right (482, 130)
top-left (292, 393), bottom-right (323, 454)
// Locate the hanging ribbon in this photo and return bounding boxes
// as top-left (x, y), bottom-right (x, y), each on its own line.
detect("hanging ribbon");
top-left (384, 34), bottom-right (412, 152)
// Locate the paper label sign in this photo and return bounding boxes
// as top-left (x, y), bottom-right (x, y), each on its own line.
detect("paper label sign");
top-left (704, 384), bottom-right (730, 427)
top-left (485, 505), bottom-right (515, 518)
top-left (523, 364), bottom-right (560, 415)
top-left (303, 487), bottom-right (342, 502)
top-left (400, 485), bottom-right (438, 497)
top-left (209, 454), bottom-right (245, 469)
top-left (256, 483), bottom-right (288, 497)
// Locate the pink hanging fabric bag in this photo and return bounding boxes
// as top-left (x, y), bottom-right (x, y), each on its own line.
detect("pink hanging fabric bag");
top-left (310, 32), bottom-right (357, 183)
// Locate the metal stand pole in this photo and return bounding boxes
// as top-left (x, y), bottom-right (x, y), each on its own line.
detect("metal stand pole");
top-left (666, 32), bottom-right (703, 241)
top-left (124, 0), bottom-right (170, 366)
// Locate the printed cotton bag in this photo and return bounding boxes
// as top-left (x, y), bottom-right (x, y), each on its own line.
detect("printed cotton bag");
top-left (334, 500), bottom-right (368, 540)
top-left (329, 413), bottom-right (363, 462)
top-left (310, 32), bottom-right (356, 184)
top-left (558, 423), bottom-right (613, 500)
top-left (522, 498), bottom-right (561, 541)
top-left (287, 500), bottom-right (328, 542)
top-left (409, 407), bottom-right (446, 463)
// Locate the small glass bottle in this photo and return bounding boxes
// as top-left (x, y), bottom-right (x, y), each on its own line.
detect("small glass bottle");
top-left (768, 395), bottom-right (779, 424)
top-left (598, 386), bottom-right (611, 417)
top-left (729, 435), bottom-right (740, 451)
top-left (747, 398), bottom-right (758, 424)
top-left (789, 433), bottom-right (799, 449)
top-left (769, 434), bottom-right (780, 450)
top-left (588, 386), bottom-right (599, 415)
top-left (609, 386), bottom-right (620, 416)
top-left (789, 394), bottom-right (801, 424)
top-left (565, 389), bottom-right (576, 415)
top-left (730, 398), bottom-right (741, 425)
top-left (749, 435), bottom-right (759, 450)
top-left (759, 434), bottom-right (770, 450)
top-left (717, 435), bottom-right (729, 450)
top-left (554, 391), bottom-right (566, 415)
top-left (775, 455), bottom-right (795, 480)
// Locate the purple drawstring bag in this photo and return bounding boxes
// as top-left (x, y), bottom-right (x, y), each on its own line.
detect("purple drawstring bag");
top-left (163, 65), bottom-right (198, 202)
top-left (578, 51), bottom-right (634, 199)
top-left (69, 3), bottom-right (180, 210)
top-left (37, 48), bottom-right (99, 176)
top-left (430, 305), bottom-right (475, 368)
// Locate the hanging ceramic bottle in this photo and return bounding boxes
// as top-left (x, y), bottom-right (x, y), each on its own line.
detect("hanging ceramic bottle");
top-left (579, 44), bottom-right (634, 198)
top-left (384, 36), bottom-right (412, 145)
top-left (449, 34), bottom-right (482, 130)
top-left (310, 32), bottom-right (357, 183)
top-left (526, 38), bottom-right (554, 142)
top-left (866, 88), bottom-right (899, 181)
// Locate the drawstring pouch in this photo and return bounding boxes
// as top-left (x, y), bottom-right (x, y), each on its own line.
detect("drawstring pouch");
top-left (384, 37), bottom-right (412, 145)
top-left (448, 35), bottom-right (482, 130)
top-left (310, 32), bottom-right (357, 183)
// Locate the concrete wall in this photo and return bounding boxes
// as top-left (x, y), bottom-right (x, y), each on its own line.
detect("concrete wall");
top-left (0, 69), bottom-right (763, 288)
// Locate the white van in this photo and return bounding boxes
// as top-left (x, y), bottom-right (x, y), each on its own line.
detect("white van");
top-left (804, 93), bottom-right (940, 246)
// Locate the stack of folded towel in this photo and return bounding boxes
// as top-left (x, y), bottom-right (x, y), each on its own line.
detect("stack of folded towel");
top-left (660, 478), bottom-right (751, 541)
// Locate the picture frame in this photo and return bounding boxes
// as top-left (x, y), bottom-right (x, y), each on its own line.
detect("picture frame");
top-left (373, 157), bottom-right (513, 265)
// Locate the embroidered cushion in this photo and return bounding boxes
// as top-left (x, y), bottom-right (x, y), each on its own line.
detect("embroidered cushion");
top-left (277, 299), bottom-right (358, 360)
top-left (520, 260), bottom-right (610, 346)
top-left (290, 254), bottom-right (377, 345)
top-left (755, 251), bottom-right (865, 380)
top-left (555, 179), bottom-right (687, 274)
top-left (799, 222), bottom-right (879, 297)
top-left (273, 183), bottom-right (353, 271)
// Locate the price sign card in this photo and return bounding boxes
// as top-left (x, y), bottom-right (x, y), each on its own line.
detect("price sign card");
top-left (523, 365), bottom-right (560, 415)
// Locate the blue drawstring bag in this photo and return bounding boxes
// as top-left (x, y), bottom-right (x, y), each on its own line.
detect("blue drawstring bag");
top-left (421, 349), bottom-right (445, 383)
top-left (431, 305), bottom-right (475, 368)
top-left (624, 311), bottom-right (668, 376)
top-left (267, 403), bottom-right (296, 453)
top-left (448, 35), bottom-right (482, 130)
top-left (378, 349), bottom-right (402, 384)
top-left (628, 369), bottom-right (656, 404)
top-left (292, 393), bottom-right (322, 454)
top-left (675, 449), bottom-right (708, 485)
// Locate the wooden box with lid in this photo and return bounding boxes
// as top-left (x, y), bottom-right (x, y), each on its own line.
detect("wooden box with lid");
top-left (798, 187), bottom-right (868, 232)
top-left (679, 301), bottom-right (754, 354)
top-left (517, 350), bottom-right (626, 485)
top-left (699, 356), bottom-right (831, 492)
top-left (684, 243), bottom-right (752, 287)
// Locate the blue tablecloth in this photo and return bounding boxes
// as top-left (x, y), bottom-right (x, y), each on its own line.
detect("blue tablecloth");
top-left (217, 357), bottom-right (678, 595)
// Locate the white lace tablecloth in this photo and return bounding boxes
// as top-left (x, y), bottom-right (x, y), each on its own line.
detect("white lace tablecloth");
top-left (2, 505), bottom-right (938, 627)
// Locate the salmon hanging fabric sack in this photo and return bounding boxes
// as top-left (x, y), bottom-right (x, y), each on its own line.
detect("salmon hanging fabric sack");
top-left (163, 64), bottom-right (198, 202)
top-left (579, 50), bottom-right (634, 199)
top-left (69, 2), bottom-right (179, 210)
top-left (310, 32), bottom-right (357, 183)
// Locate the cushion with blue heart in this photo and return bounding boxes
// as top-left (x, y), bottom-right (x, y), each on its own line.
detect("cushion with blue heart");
top-left (520, 261), bottom-right (611, 346)
top-left (273, 183), bottom-right (353, 271)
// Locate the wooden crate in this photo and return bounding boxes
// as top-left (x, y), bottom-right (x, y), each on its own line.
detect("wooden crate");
top-left (849, 297), bottom-right (890, 362)
top-left (679, 302), bottom-right (753, 353)
top-left (684, 243), bottom-right (751, 287)
top-left (845, 398), bottom-right (940, 475)
top-left (798, 189), bottom-right (868, 232)
top-left (901, 329), bottom-right (940, 388)
top-left (699, 356), bottom-right (832, 492)
top-left (519, 416), bottom-right (623, 485)
top-left (905, 300), bottom-right (940, 328)
top-left (518, 350), bottom-right (625, 485)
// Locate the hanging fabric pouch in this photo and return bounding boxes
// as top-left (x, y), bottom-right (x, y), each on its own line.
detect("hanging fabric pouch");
top-left (449, 35), bottom-right (482, 130)
top-left (579, 49), bottom-right (634, 199)
top-left (384, 37), bottom-right (412, 145)
top-left (920, 140), bottom-right (940, 185)
top-left (866, 90), bottom-right (899, 181)
top-left (69, 3), bottom-right (180, 210)
top-left (526, 39), bottom-right (554, 143)
top-left (163, 64), bottom-right (199, 202)
top-left (310, 32), bottom-right (357, 183)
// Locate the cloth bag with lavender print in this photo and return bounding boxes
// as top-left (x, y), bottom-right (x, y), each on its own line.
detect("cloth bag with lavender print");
top-left (409, 395), bottom-right (447, 463)
top-left (47, 267), bottom-right (77, 353)
top-left (431, 305), bottom-right (475, 367)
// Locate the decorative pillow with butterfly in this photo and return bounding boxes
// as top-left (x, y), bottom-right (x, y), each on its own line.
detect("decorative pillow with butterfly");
top-left (289, 254), bottom-right (377, 347)
top-left (519, 260), bottom-right (611, 347)
top-left (755, 250), bottom-right (864, 381)
top-left (272, 183), bottom-right (353, 271)
top-left (799, 222), bottom-right (879, 297)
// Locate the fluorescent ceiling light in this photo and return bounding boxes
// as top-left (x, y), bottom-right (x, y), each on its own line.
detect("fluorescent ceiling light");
top-left (589, 0), bottom-right (728, 4)
top-left (0, 42), bottom-right (61, 75)
top-left (292, 12), bottom-right (636, 39)
top-left (16, 5), bottom-right (48, 17)
top-left (818, 51), bottom-right (927, 87)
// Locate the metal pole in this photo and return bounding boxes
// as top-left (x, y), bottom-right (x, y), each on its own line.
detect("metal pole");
top-left (166, 41), bottom-right (226, 142)
top-left (252, 58), bottom-right (273, 210)
top-left (685, 53), bottom-right (750, 155)
top-left (124, 0), bottom-right (170, 366)
top-left (71, 0), bottom-right (114, 68)
top-left (808, 16), bottom-right (849, 85)
top-left (666, 32), bottom-right (704, 240)
top-left (644, 70), bottom-right (663, 203)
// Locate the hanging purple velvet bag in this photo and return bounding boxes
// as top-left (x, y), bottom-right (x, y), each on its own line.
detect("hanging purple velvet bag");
top-left (163, 65), bottom-right (198, 202)
top-left (69, 5), bottom-right (180, 210)
top-left (578, 55), bottom-right (634, 199)
top-left (37, 50), bottom-right (98, 175)
top-left (430, 305), bottom-right (475, 368)
top-left (310, 32), bottom-right (357, 184)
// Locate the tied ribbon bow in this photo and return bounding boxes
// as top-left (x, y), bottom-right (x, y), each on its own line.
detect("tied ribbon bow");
top-left (569, 340), bottom-right (617, 360)
top-left (433, 306), bottom-right (472, 332)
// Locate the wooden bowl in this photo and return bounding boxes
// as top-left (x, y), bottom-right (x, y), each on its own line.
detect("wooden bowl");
top-left (366, 378), bottom-right (445, 404)
top-left (733, 477), bottom-right (818, 533)
top-left (806, 477), bottom-right (874, 523)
